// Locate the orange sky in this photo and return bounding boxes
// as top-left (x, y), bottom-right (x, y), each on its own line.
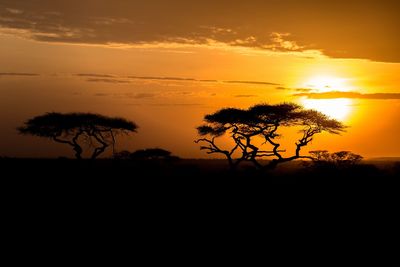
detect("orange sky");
top-left (1, 0), bottom-right (400, 158)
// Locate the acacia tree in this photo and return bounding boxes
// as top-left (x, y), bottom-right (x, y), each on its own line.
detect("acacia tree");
top-left (18, 112), bottom-right (138, 159)
top-left (195, 103), bottom-right (346, 170)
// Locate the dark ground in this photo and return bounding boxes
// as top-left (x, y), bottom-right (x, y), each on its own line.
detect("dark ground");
top-left (2, 157), bottom-right (399, 204)
top-left (1, 157), bottom-right (399, 183)
top-left (1, 157), bottom-right (399, 264)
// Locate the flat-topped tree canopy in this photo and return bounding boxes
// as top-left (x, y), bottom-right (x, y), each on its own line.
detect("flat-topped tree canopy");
top-left (204, 108), bottom-right (251, 124)
top-left (249, 103), bottom-right (302, 125)
top-left (18, 112), bottom-right (137, 137)
top-left (18, 112), bottom-right (138, 159)
top-left (198, 103), bottom-right (302, 137)
top-left (198, 103), bottom-right (346, 137)
top-left (198, 108), bottom-right (251, 136)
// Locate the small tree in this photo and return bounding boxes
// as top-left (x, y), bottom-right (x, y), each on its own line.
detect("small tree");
top-left (18, 112), bottom-right (138, 159)
top-left (195, 103), bottom-right (346, 170)
top-left (330, 151), bottom-right (363, 164)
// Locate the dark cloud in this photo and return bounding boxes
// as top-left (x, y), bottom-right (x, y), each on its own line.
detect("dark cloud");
top-left (224, 80), bottom-right (280, 86)
top-left (0, 0), bottom-right (398, 62)
top-left (199, 79), bottom-right (218, 83)
top-left (295, 91), bottom-right (400, 100)
top-left (276, 86), bottom-right (288, 90)
top-left (131, 93), bottom-right (156, 99)
top-left (86, 78), bottom-right (130, 83)
top-left (0, 72), bottom-right (39, 76)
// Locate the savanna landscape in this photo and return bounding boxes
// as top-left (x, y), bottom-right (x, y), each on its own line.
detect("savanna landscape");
top-left (1, 0), bottom-right (400, 185)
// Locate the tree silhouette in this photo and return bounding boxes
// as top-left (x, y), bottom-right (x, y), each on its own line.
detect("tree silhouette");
top-left (18, 112), bottom-right (138, 159)
top-left (195, 103), bottom-right (346, 170)
top-left (310, 150), bottom-right (363, 166)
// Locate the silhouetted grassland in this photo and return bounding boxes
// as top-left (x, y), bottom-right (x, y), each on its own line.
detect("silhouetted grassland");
top-left (1, 157), bottom-right (399, 185)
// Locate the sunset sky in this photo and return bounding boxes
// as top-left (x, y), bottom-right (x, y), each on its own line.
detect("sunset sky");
top-left (1, 0), bottom-right (400, 159)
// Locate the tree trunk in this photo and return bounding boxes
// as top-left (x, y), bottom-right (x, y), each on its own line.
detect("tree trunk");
top-left (73, 145), bottom-right (83, 160)
top-left (91, 145), bottom-right (108, 159)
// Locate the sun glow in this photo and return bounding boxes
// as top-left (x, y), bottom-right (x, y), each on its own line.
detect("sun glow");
top-left (304, 75), bottom-right (351, 93)
top-left (298, 75), bottom-right (354, 121)
top-left (301, 98), bottom-right (353, 121)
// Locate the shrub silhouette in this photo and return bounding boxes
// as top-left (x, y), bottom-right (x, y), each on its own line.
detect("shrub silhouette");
top-left (112, 150), bottom-right (132, 160)
top-left (18, 112), bottom-right (137, 159)
top-left (130, 148), bottom-right (177, 160)
top-left (195, 103), bottom-right (346, 170)
top-left (113, 148), bottom-right (180, 161)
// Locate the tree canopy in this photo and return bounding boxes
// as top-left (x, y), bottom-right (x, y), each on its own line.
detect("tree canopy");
top-left (195, 103), bottom-right (346, 170)
top-left (18, 112), bottom-right (138, 159)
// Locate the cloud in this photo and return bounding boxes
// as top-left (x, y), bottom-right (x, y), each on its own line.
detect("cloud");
top-left (264, 32), bottom-right (302, 51)
top-left (128, 76), bottom-right (196, 82)
top-left (224, 80), bottom-right (280, 86)
top-left (199, 79), bottom-right (218, 83)
top-left (94, 93), bottom-right (109, 97)
top-left (131, 77), bottom-right (280, 86)
top-left (77, 73), bottom-right (280, 86)
top-left (294, 88), bottom-right (313, 93)
top-left (131, 93), bottom-right (156, 99)
top-left (150, 103), bottom-right (203, 107)
top-left (76, 73), bottom-right (115, 78)
top-left (234, 94), bottom-right (257, 98)
top-left (276, 86), bottom-right (314, 92)
top-left (5, 8), bottom-right (23, 15)
top-left (94, 92), bottom-right (156, 99)
top-left (0, 72), bottom-right (39, 76)
top-left (86, 78), bottom-right (130, 83)
top-left (0, 1), bottom-right (398, 62)
top-left (295, 91), bottom-right (400, 100)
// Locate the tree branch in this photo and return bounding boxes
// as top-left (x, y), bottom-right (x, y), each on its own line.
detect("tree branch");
top-left (89, 131), bottom-right (109, 159)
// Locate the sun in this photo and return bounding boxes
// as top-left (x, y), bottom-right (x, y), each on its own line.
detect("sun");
top-left (304, 75), bottom-right (351, 93)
